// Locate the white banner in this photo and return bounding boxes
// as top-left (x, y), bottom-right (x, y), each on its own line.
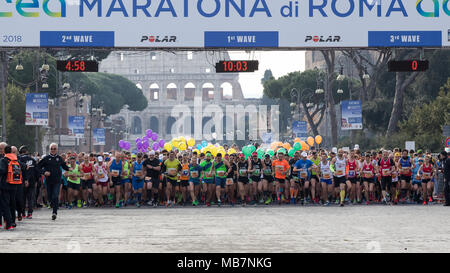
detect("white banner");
top-left (0, 0), bottom-right (448, 48)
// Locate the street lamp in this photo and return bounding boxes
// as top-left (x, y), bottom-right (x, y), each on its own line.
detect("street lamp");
top-left (15, 58), bottom-right (23, 71)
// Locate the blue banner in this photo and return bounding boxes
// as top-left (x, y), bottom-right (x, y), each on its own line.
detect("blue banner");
top-left (341, 100), bottom-right (363, 130)
top-left (25, 93), bottom-right (48, 126)
top-left (93, 128), bottom-right (105, 146)
top-left (292, 121), bottom-right (307, 140)
top-left (368, 31), bottom-right (442, 47)
top-left (40, 31), bottom-right (115, 47)
top-left (204, 31), bottom-right (278, 48)
top-left (68, 116), bottom-right (85, 138)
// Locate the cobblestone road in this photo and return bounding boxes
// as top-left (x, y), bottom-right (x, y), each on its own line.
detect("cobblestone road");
top-left (1, 204), bottom-right (449, 253)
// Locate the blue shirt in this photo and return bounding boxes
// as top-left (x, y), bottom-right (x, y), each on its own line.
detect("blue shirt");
top-left (188, 164), bottom-right (203, 183)
top-left (294, 159), bottom-right (313, 177)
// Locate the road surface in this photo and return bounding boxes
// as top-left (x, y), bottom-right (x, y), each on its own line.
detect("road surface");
top-left (1, 204), bottom-right (449, 253)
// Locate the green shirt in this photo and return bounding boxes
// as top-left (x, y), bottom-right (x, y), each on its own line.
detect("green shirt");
top-left (164, 159), bottom-right (180, 181)
top-left (214, 161), bottom-right (228, 178)
top-left (311, 157), bottom-right (321, 175)
top-left (200, 160), bottom-right (214, 180)
top-left (67, 164), bottom-right (81, 184)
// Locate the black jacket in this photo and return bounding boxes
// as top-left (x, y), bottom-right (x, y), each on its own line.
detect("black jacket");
top-left (444, 157), bottom-right (450, 181)
top-left (37, 154), bottom-right (70, 185)
top-left (18, 154), bottom-right (40, 185)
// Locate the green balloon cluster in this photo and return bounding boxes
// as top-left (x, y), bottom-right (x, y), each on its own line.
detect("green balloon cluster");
top-left (266, 149), bottom-right (275, 158)
top-left (288, 148), bottom-right (296, 157)
top-left (242, 145), bottom-right (257, 156)
top-left (257, 148), bottom-right (265, 159)
top-left (293, 142), bottom-right (302, 151)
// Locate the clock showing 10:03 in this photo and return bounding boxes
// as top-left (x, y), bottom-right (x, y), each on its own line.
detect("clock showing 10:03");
top-left (57, 60), bottom-right (99, 72)
top-left (215, 60), bottom-right (259, 73)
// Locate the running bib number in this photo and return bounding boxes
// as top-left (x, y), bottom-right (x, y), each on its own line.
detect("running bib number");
top-left (348, 170), bottom-right (355, 177)
top-left (364, 171), bottom-right (373, 178)
top-left (205, 172), bottom-right (214, 178)
top-left (263, 169), bottom-right (272, 175)
top-left (300, 170), bottom-right (308, 178)
top-left (323, 173), bottom-right (331, 179)
top-left (134, 170), bottom-right (143, 177)
top-left (83, 173), bottom-right (90, 180)
top-left (415, 175), bottom-right (422, 180)
top-left (168, 168), bottom-right (177, 176)
top-left (111, 170), bottom-right (120, 177)
top-left (226, 178), bottom-right (233, 185)
top-left (253, 169), bottom-right (260, 176)
top-left (217, 170), bottom-right (226, 177)
top-left (292, 176), bottom-right (299, 182)
top-left (423, 172), bottom-right (431, 179)
top-left (98, 172), bottom-right (105, 179)
top-left (191, 171), bottom-right (199, 178)
top-left (382, 169), bottom-right (390, 176)
top-left (239, 169), bottom-right (247, 176)
top-left (182, 170), bottom-right (189, 176)
top-left (145, 176), bottom-right (151, 182)
top-left (401, 167), bottom-right (410, 174)
top-left (392, 171), bottom-right (398, 178)
top-left (276, 165), bottom-right (284, 172)
top-left (335, 170), bottom-right (344, 176)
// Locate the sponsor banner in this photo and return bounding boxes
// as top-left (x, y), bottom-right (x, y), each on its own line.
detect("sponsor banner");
top-left (292, 121), bottom-right (307, 140)
top-left (368, 31), bottom-right (442, 47)
top-left (204, 31), bottom-right (278, 47)
top-left (93, 128), bottom-right (105, 146)
top-left (0, 0), bottom-right (448, 48)
top-left (68, 116), bottom-right (85, 138)
top-left (341, 100), bottom-right (362, 130)
top-left (25, 93), bottom-right (48, 126)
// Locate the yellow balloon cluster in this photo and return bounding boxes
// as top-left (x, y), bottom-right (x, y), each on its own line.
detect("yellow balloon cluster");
top-left (169, 137), bottom-right (196, 151)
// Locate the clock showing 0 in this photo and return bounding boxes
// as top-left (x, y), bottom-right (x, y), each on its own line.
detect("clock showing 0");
top-left (57, 60), bottom-right (99, 72)
top-left (215, 60), bottom-right (259, 73)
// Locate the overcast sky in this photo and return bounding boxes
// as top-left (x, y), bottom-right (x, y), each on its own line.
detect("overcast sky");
top-left (228, 51), bottom-right (306, 98)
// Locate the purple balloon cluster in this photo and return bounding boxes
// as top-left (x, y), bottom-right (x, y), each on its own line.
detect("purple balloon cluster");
top-left (118, 140), bottom-right (131, 151)
top-left (122, 129), bottom-right (166, 154)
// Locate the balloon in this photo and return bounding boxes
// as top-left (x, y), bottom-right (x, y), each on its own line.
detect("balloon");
top-left (288, 148), bottom-right (296, 157)
top-left (257, 148), bottom-right (265, 157)
top-left (293, 142), bottom-right (301, 151)
top-left (179, 143), bottom-right (187, 151)
top-left (151, 133), bottom-right (158, 141)
top-left (283, 143), bottom-right (291, 150)
top-left (159, 139), bottom-right (165, 148)
top-left (270, 142), bottom-right (278, 150)
top-left (124, 143), bottom-right (130, 151)
top-left (228, 148), bottom-right (237, 155)
top-left (243, 146), bottom-right (252, 156)
top-left (202, 140), bottom-right (208, 146)
top-left (266, 149), bottom-right (275, 158)
top-left (304, 144), bottom-right (310, 151)
top-left (196, 144), bottom-right (202, 150)
top-left (249, 145), bottom-right (256, 153)
top-left (142, 136), bottom-right (149, 142)
top-left (164, 143), bottom-right (172, 151)
top-left (146, 129), bottom-right (153, 138)
top-left (136, 138), bottom-right (141, 143)
top-left (300, 141), bottom-right (307, 151)
top-left (152, 142), bottom-right (159, 151)
top-left (315, 135), bottom-right (323, 145)
top-left (307, 137), bottom-right (315, 147)
top-left (294, 138), bottom-right (301, 143)
top-left (137, 142), bottom-right (142, 149)
top-left (187, 138), bottom-right (195, 147)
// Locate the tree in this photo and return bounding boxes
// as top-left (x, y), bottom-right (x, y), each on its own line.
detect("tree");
top-left (398, 78), bottom-right (450, 151)
top-left (261, 69), bottom-right (274, 85)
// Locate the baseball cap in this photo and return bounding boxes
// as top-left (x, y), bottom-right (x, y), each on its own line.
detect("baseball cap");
top-left (394, 152), bottom-right (401, 157)
top-left (239, 154), bottom-right (246, 157)
top-left (252, 152), bottom-right (258, 156)
top-left (417, 149), bottom-right (423, 154)
top-left (301, 152), bottom-right (308, 157)
top-left (97, 156), bottom-right (103, 162)
top-left (149, 151), bottom-right (155, 156)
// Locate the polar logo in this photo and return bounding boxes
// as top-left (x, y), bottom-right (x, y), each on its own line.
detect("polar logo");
top-left (141, 36), bottom-right (177, 43)
top-left (305, 36), bottom-right (341, 43)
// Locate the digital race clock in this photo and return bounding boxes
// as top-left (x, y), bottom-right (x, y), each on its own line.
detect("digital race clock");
top-left (57, 60), bottom-right (99, 72)
top-left (388, 60), bottom-right (429, 72)
top-left (215, 60), bottom-right (259, 73)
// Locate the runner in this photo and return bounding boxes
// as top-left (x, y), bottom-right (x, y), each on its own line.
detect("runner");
top-left (226, 154), bottom-right (237, 206)
top-left (66, 154), bottom-right (82, 209)
top-left (120, 153), bottom-right (132, 206)
top-left (143, 151), bottom-right (161, 207)
top-left (309, 151), bottom-right (321, 204)
top-left (289, 151), bottom-right (301, 204)
top-left (262, 154), bottom-right (273, 205)
top-left (94, 156), bottom-right (109, 206)
top-left (200, 153), bottom-right (215, 207)
top-left (211, 153), bottom-right (231, 207)
top-left (347, 151), bottom-right (360, 204)
top-left (417, 156), bottom-right (435, 205)
top-left (130, 153), bottom-right (145, 207)
top-left (319, 152), bottom-right (333, 206)
top-left (272, 151), bottom-right (290, 205)
top-left (293, 152), bottom-right (313, 205)
top-left (108, 152), bottom-right (124, 208)
top-left (80, 154), bottom-right (95, 208)
top-left (378, 150), bottom-right (395, 204)
top-left (188, 157), bottom-right (203, 206)
top-left (249, 152), bottom-right (265, 205)
top-left (331, 149), bottom-right (349, 207)
top-left (179, 157), bottom-right (190, 205)
top-left (236, 153), bottom-right (249, 206)
top-left (164, 151), bottom-right (181, 207)
top-left (398, 149), bottom-right (415, 204)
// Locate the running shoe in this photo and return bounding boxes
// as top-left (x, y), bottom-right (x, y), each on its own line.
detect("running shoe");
top-left (217, 200), bottom-right (221, 207)
top-left (83, 201), bottom-right (87, 207)
top-left (259, 198), bottom-right (264, 204)
top-left (335, 199), bottom-right (339, 205)
top-left (428, 196), bottom-right (433, 203)
top-left (324, 201), bottom-right (330, 206)
top-left (68, 204), bottom-right (73, 210)
top-left (423, 201), bottom-right (427, 205)
top-left (115, 203), bottom-right (120, 208)
top-left (193, 200), bottom-right (199, 206)
top-left (265, 197), bottom-right (272, 205)
top-left (6, 226), bottom-right (14, 230)
top-left (17, 215), bottom-right (22, 221)
top-left (206, 201), bottom-right (210, 207)
top-left (366, 201), bottom-right (370, 205)
top-left (290, 198), bottom-right (295, 204)
top-left (77, 200), bottom-right (82, 208)
top-left (26, 214), bottom-right (32, 219)
top-left (52, 213), bottom-right (57, 221)
top-left (340, 202), bottom-right (344, 207)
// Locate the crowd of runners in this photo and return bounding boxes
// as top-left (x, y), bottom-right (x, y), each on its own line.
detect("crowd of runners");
top-left (0, 141), bottom-right (449, 231)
